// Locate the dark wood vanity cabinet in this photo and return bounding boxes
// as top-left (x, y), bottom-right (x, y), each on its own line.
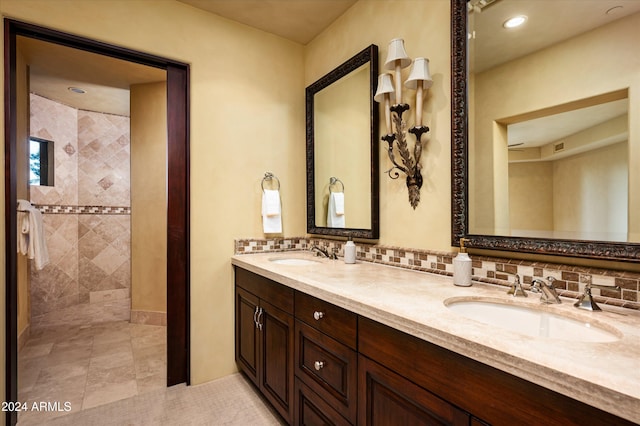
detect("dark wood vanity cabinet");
top-left (358, 354), bottom-right (469, 426)
top-left (358, 317), bottom-right (635, 426)
top-left (294, 292), bottom-right (358, 425)
top-left (235, 268), bottom-right (295, 423)
top-left (235, 267), bottom-right (635, 426)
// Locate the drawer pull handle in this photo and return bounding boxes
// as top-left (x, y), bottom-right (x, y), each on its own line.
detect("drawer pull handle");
top-left (313, 311), bottom-right (324, 321)
top-left (314, 361), bottom-right (325, 371)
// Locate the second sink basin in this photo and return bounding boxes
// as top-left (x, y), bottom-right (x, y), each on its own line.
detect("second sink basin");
top-left (444, 298), bottom-right (620, 343)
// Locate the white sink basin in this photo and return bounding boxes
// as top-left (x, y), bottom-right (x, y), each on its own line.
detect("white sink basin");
top-left (269, 257), bottom-right (321, 266)
top-left (444, 298), bottom-right (620, 343)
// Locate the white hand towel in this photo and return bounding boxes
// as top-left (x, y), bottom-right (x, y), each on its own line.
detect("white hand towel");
top-left (17, 211), bottom-right (29, 256)
top-left (16, 199), bottom-right (50, 270)
top-left (327, 192), bottom-right (345, 228)
top-left (262, 190), bottom-right (282, 233)
top-left (17, 199), bottom-right (31, 256)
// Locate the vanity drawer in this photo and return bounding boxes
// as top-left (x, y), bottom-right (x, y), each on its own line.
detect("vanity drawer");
top-left (295, 291), bottom-right (357, 349)
top-left (294, 377), bottom-right (351, 426)
top-left (295, 319), bottom-right (357, 424)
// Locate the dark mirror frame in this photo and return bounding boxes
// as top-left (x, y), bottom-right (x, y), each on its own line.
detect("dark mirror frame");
top-left (306, 44), bottom-right (379, 239)
top-left (450, 0), bottom-right (640, 262)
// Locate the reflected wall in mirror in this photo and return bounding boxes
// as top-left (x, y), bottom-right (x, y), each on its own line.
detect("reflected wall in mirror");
top-left (451, 0), bottom-right (640, 260)
top-left (307, 44), bottom-right (379, 238)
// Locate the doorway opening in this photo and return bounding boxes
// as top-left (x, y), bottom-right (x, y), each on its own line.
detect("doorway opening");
top-left (5, 19), bottom-right (190, 426)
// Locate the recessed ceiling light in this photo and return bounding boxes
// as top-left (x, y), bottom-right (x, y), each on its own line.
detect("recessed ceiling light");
top-left (68, 87), bottom-right (86, 94)
top-left (503, 15), bottom-right (527, 29)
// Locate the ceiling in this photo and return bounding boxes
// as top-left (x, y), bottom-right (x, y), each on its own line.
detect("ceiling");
top-left (177, 0), bottom-right (358, 45)
top-left (20, 0), bottom-right (638, 125)
top-left (18, 37), bottom-right (166, 116)
top-left (19, 0), bottom-right (357, 116)
top-left (469, 0), bottom-right (638, 158)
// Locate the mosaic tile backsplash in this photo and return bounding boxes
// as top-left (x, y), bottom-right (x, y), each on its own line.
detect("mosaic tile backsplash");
top-left (29, 94), bottom-right (131, 322)
top-left (235, 237), bottom-right (640, 311)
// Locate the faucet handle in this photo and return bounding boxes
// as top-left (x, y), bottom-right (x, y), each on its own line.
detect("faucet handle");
top-left (574, 281), bottom-right (621, 311)
top-left (507, 274), bottom-right (527, 297)
top-left (545, 276), bottom-right (558, 288)
top-left (530, 278), bottom-right (545, 293)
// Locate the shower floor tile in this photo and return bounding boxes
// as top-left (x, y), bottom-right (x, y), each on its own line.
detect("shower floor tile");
top-left (17, 320), bottom-right (166, 425)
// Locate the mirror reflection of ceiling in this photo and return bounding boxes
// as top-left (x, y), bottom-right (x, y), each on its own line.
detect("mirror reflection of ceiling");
top-left (469, 0), bottom-right (640, 73)
top-left (18, 37), bottom-right (166, 116)
top-left (177, 0), bottom-right (358, 45)
top-left (507, 98), bottom-right (628, 159)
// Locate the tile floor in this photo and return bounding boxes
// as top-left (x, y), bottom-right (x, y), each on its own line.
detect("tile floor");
top-left (18, 320), bottom-right (166, 425)
top-left (19, 373), bottom-right (284, 425)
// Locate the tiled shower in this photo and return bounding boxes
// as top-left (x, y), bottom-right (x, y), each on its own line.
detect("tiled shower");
top-left (29, 93), bottom-right (132, 327)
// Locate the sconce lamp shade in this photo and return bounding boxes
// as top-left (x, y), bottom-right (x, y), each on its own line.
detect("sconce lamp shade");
top-left (374, 73), bottom-right (395, 103)
top-left (384, 38), bottom-right (412, 69)
top-left (405, 57), bottom-right (433, 89)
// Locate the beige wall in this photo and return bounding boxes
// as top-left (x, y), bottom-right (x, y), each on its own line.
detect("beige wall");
top-left (509, 162), bottom-right (553, 233)
top-left (130, 82), bottom-right (167, 317)
top-left (471, 12), bottom-right (640, 237)
top-left (306, 0), bottom-right (452, 250)
top-left (554, 142), bottom-right (628, 240)
top-left (1, 0), bottom-right (306, 388)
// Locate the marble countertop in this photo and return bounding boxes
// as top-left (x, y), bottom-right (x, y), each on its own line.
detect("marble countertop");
top-left (231, 252), bottom-right (640, 423)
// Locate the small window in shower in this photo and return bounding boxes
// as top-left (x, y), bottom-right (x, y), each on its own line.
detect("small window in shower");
top-left (29, 137), bottom-right (54, 186)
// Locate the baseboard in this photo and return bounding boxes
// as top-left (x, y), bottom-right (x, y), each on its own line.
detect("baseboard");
top-left (130, 310), bottom-right (167, 326)
top-left (18, 324), bottom-right (30, 352)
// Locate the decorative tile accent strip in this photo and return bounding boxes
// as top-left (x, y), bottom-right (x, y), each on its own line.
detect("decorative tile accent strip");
top-left (234, 237), bottom-right (308, 254)
top-left (235, 237), bottom-right (640, 311)
top-left (35, 204), bottom-right (131, 215)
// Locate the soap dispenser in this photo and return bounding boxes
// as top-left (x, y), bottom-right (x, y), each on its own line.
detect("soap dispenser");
top-left (453, 238), bottom-right (472, 287)
top-left (344, 236), bottom-right (356, 264)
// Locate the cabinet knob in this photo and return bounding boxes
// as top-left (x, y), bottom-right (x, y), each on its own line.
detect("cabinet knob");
top-left (314, 361), bottom-right (325, 371)
top-left (313, 311), bottom-right (324, 321)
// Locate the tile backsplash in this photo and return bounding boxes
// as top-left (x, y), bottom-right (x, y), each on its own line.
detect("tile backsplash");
top-left (235, 237), bottom-right (639, 311)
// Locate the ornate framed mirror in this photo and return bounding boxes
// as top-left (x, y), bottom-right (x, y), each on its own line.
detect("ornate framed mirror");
top-left (451, 0), bottom-right (640, 261)
top-left (306, 44), bottom-right (379, 239)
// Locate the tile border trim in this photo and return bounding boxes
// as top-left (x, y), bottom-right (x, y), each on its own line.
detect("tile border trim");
top-left (234, 237), bottom-right (640, 311)
top-left (34, 204), bottom-right (131, 215)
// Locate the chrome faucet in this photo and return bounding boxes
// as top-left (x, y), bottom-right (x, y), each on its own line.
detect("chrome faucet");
top-left (507, 274), bottom-right (527, 297)
top-left (574, 276), bottom-right (621, 311)
top-left (530, 277), bottom-right (561, 304)
top-left (309, 245), bottom-right (337, 260)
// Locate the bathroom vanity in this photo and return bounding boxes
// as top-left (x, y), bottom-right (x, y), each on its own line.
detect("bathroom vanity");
top-left (232, 252), bottom-right (640, 425)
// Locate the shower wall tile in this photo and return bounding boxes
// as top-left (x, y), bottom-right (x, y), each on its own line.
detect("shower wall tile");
top-left (77, 111), bottom-right (130, 207)
top-left (29, 95), bottom-right (131, 326)
top-left (30, 214), bottom-right (79, 317)
top-left (78, 215), bottom-right (131, 295)
top-left (30, 94), bottom-right (78, 206)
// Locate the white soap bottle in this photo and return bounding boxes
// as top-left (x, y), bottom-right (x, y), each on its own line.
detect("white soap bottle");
top-left (453, 238), bottom-right (472, 286)
top-left (344, 237), bottom-right (356, 264)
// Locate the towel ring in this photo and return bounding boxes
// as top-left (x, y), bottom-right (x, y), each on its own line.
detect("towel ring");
top-left (261, 172), bottom-right (280, 192)
top-left (329, 177), bottom-right (345, 193)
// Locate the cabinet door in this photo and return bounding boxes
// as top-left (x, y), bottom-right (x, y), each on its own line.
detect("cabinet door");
top-left (358, 355), bottom-right (469, 426)
top-left (261, 300), bottom-right (295, 424)
top-left (235, 287), bottom-right (260, 386)
top-left (295, 377), bottom-right (352, 426)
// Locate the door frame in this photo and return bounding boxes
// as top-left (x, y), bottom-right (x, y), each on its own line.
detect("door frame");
top-left (4, 19), bottom-right (190, 425)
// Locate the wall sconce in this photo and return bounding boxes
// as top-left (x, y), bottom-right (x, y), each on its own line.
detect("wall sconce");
top-left (375, 38), bottom-right (433, 209)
